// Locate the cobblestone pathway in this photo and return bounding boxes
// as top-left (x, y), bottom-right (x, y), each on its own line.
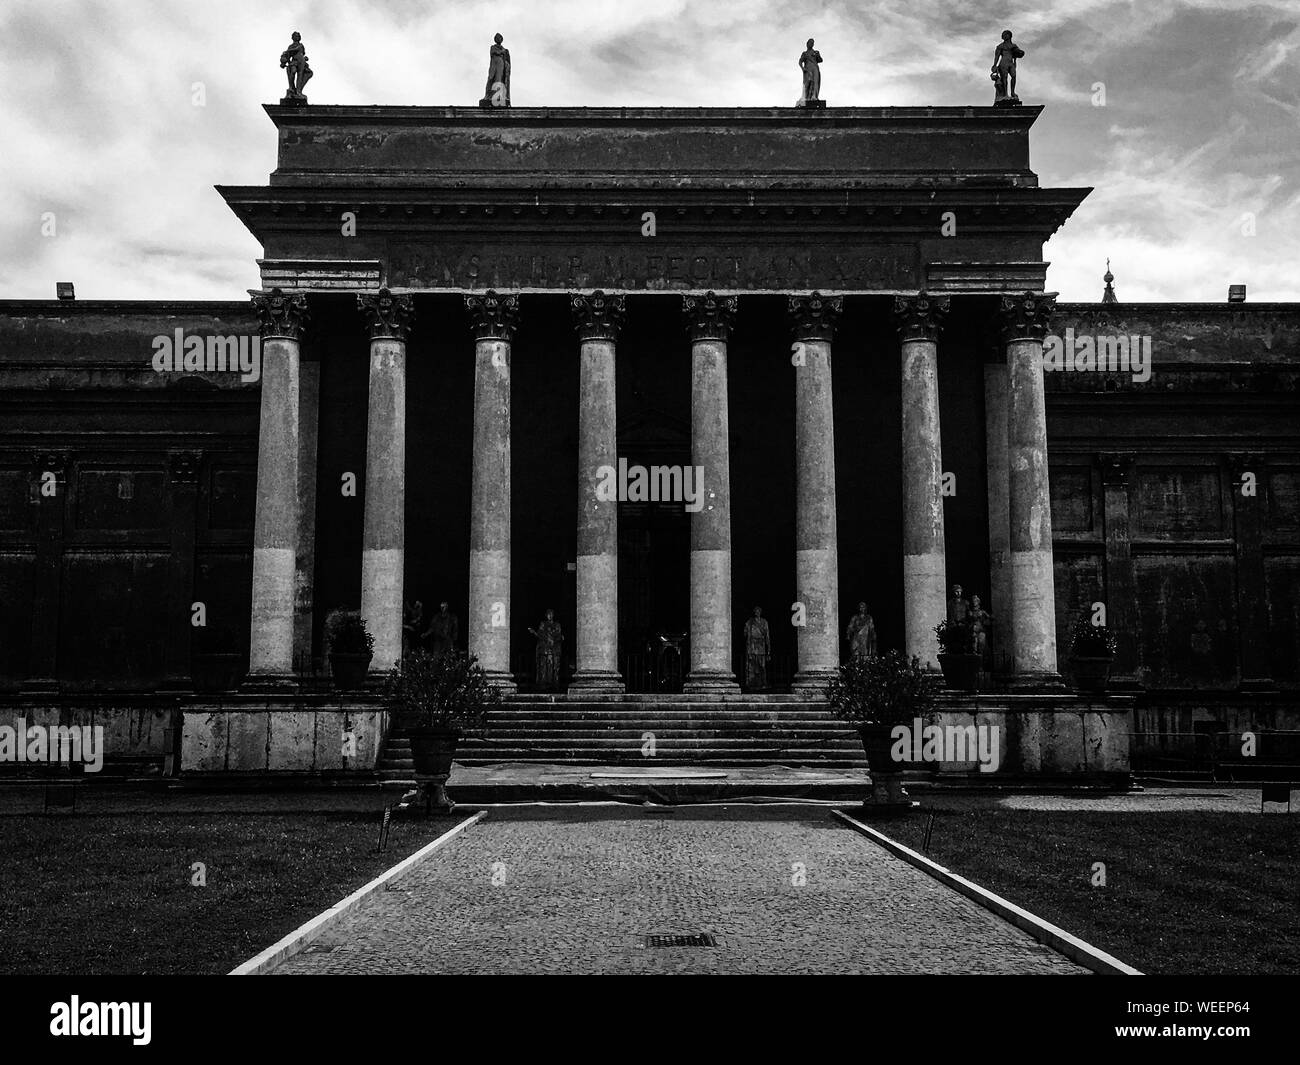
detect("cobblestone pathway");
top-left (272, 809), bottom-right (1085, 975)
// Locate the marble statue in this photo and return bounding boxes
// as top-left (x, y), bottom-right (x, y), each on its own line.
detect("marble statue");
top-left (402, 599), bottom-right (425, 658)
top-left (947, 584), bottom-right (970, 625)
top-left (280, 31), bottom-right (313, 101)
top-left (991, 29), bottom-right (1024, 106)
top-left (481, 33), bottom-right (511, 107)
top-left (425, 601), bottom-right (459, 663)
top-left (799, 39), bottom-right (823, 107)
top-left (846, 601), bottom-right (878, 660)
top-left (529, 609), bottom-right (563, 691)
top-left (968, 594), bottom-right (993, 661)
top-left (743, 606), bottom-right (772, 690)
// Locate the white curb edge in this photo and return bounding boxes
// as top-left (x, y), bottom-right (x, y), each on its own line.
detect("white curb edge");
top-left (229, 809), bottom-right (489, 975)
top-left (833, 809), bottom-right (1143, 976)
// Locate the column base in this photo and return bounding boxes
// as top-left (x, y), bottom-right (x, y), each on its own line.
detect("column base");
top-left (683, 672), bottom-right (740, 695)
top-left (484, 671), bottom-right (517, 695)
top-left (567, 671), bottom-right (625, 695)
top-left (791, 669), bottom-right (837, 692)
top-left (1008, 671), bottom-right (1068, 693)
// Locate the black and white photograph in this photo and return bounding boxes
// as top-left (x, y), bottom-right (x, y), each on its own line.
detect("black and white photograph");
top-left (0, 0), bottom-right (1295, 1041)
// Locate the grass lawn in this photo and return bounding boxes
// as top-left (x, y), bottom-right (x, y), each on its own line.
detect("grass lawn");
top-left (0, 791), bottom-right (462, 975)
top-left (876, 798), bottom-right (1299, 975)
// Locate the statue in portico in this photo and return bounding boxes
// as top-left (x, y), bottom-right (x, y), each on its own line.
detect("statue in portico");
top-left (798, 39), bottom-right (823, 107)
top-left (968, 594), bottom-right (993, 663)
top-left (846, 602), bottom-right (877, 660)
top-left (480, 33), bottom-right (511, 107)
top-left (279, 31), bottom-right (313, 102)
top-left (425, 601), bottom-right (459, 663)
top-left (743, 606), bottom-right (772, 690)
top-left (990, 29), bottom-right (1024, 106)
top-left (529, 609), bottom-right (563, 691)
top-left (947, 583), bottom-right (969, 625)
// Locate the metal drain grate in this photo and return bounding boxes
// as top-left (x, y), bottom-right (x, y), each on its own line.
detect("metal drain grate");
top-left (643, 934), bottom-right (718, 948)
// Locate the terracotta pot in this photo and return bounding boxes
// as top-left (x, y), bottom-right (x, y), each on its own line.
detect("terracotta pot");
top-left (1071, 655), bottom-right (1112, 694)
top-left (329, 652), bottom-right (372, 691)
top-left (409, 727), bottom-right (460, 777)
top-left (937, 652), bottom-right (981, 692)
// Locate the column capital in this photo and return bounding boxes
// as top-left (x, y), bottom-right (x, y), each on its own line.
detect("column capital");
top-left (893, 291), bottom-right (950, 343)
top-left (571, 290), bottom-right (626, 342)
top-left (788, 292), bottom-right (842, 342)
top-left (168, 450), bottom-right (203, 486)
top-left (1097, 451), bottom-right (1135, 487)
top-left (357, 288), bottom-right (415, 342)
top-left (682, 291), bottom-right (738, 343)
top-left (999, 291), bottom-right (1058, 343)
top-left (465, 290), bottom-right (520, 342)
top-left (252, 288), bottom-right (310, 341)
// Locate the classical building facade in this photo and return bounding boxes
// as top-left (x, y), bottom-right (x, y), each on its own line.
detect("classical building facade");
top-left (1, 103), bottom-right (1297, 774)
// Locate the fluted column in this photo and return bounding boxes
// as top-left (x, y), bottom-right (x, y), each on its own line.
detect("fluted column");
top-left (789, 292), bottom-right (842, 688)
top-left (570, 292), bottom-right (625, 693)
top-left (357, 288), bottom-right (414, 673)
top-left (1001, 292), bottom-right (1062, 686)
top-left (466, 290), bottom-right (519, 690)
top-left (893, 292), bottom-right (950, 670)
top-left (682, 292), bottom-right (740, 694)
top-left (247, 288), bottom-right (308, 681)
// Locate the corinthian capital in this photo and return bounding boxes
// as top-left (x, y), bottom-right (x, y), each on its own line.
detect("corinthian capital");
top-left (465, 290), bottom-right (520, 342)
top-left (571, 291), bottom-right (626, 342)
top-left (892, 291), bottom-right (950, 343)
top-left (251, 288), bottom-right (309, 340)
top-left (999, 291), bottom-right (1058, 343)
top-left (682, 291), bottom-right (738, 343)
top-left (789, 292), bottom-right (842, 342)
top-left (357, 288), bottom-right (416, 342)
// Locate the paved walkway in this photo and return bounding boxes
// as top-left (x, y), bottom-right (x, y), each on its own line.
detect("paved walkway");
top-left (272, 809), bottom-right (1085, 975)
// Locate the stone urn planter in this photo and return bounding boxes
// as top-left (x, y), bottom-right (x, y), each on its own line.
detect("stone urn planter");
top-left (937, 652), bottom-right (981, 693)
top-left (325, 610), bottom-right (374, 691)
top-left (329, 652), bottom-right (372, 691)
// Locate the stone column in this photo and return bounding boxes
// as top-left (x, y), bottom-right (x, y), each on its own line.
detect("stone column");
top-left (984, 352), bottom-right (1012, 676)
top-left (465, 291), bottom-right (519, 691)
top-left (1099, 452), bottom-right (1139, 687)
top-left (789, 292), bottom-right (842, 688)
top-left (893, 292), bottom-right (950, 670)
top-left (163, 450), bottom-right (202, 689)
top-left (357, 288), bottom-right (415, 674)
top-left (682, 292), bottom-right (740, 694)
top-left (1228, 452), bottom-right (1274, 691)
top-left (247, 288), bottom-right (308, 682)
top-left (1001, 292), bottom-right (1062, 687)
top-left (570, 291), bottom-right (625, 693)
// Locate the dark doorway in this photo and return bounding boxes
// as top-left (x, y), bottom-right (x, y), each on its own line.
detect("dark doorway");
top-left (619, 501), bottom-right (690, 691)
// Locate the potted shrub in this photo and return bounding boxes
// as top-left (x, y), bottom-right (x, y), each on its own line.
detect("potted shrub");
top-left (935, 619), bottom-right (980, 692)
top-left (826, 649), bottom-right (937, 805)
top-left (1070, 614), bottom-right (1117, 694)
top-left (326, 610), bottom-right (374, 691)
top-left (382, 649), bottom-right (501, 808)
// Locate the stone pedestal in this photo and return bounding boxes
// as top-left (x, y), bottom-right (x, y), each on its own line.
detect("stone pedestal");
top-left (466, 292), bottom-right (519, 692)
top-left (247, 289), bottom-right (308, 683)
top-left (682, 293), bottom-right (740, 694)
top-left (790, 293), bottom-right (842, 688)
top-left (1001, 293), bottom-right (1063, 688)
top-left (894, 293), bottom-right (950, 671)
top-left (570, 292), bottom-right (625, 693)
top-left (358, 289), bottom-right (414, 674)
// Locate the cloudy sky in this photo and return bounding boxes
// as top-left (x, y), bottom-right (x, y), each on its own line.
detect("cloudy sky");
top-left (1, 0), bottom-right (1296, 302)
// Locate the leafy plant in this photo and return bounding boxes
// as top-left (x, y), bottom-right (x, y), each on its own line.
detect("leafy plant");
top-left (1070, 614), bottom-right (1117, 657)
top-left (825, 649), bottom-right (938, 727)
top-left (934, 618), bottom-right (975, 655)
top-left (325, 610), bottom-right (374, 657)
top-left (382, 649), bottom-right (501, 733)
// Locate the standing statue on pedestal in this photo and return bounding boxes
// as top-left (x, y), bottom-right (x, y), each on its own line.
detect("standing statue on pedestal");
top-left (990, 29), bottom-right (1024, 106)
top-left (743, 607), bottom-right (772, 690)
top-left (968, 594), bottom-right (993, 664)
top-left (798, 38), bottom-right (823, 107)
top-left (947, 583), bottom-right (970, 625)
top-left (529, 609), bottom-right (563, 691)
top-left (402, 600), bottom-right (425, 659)
top-left (480, 33), bottom-right (511, 107)
top-left (846, 602), bottom-right (878, 660)
top-left (425, 601), bottom-right (459, 664)
top-left (279, 31), bottom-right (313, 103)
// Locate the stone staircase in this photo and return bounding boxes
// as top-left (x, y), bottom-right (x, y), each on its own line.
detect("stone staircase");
top-left (374, 698), bottom-right (868, 777)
